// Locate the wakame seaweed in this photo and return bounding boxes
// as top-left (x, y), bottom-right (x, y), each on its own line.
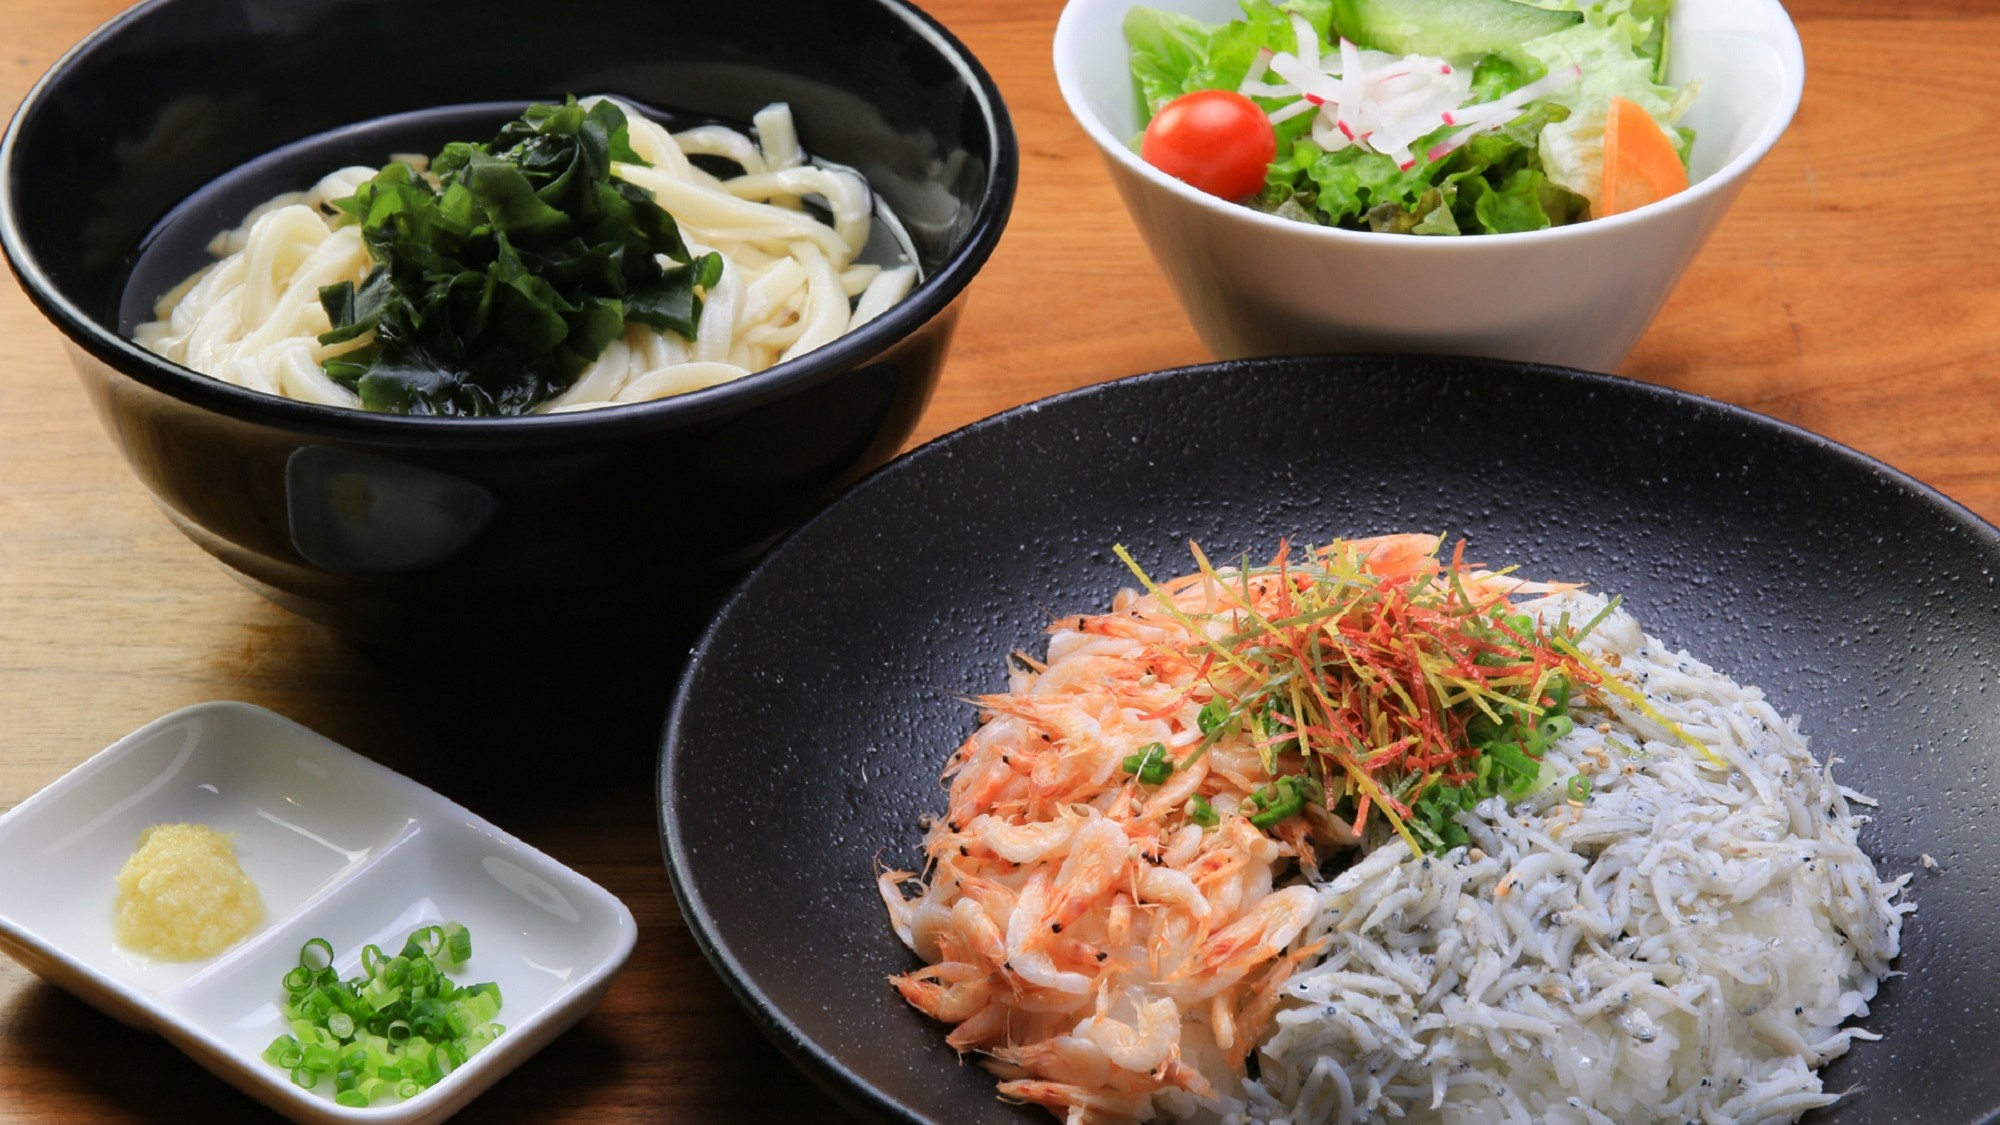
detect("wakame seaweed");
top-left (316, 97), bottom-right (723, 416)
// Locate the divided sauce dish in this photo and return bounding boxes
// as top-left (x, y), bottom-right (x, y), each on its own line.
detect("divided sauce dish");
top-left (0, 702), bottom-right (636, 1125)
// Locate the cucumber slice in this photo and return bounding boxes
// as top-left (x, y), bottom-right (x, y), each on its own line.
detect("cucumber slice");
top-left (1329, 0), bottom-right (1582, 57)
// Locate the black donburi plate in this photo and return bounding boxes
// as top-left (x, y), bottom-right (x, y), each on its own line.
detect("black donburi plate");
top-left (660, 355), bottom-right (2000, 1125)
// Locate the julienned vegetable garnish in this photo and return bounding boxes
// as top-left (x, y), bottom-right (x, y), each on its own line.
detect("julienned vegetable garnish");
top-left (317, 97), bottom-right (724, 415)
top-left (1114, 535), bottom-right (1612, 853)
top-left (262, 922), bottom-right (503, 1106)
top-left (1126, 0), bottom-right (1697, 232)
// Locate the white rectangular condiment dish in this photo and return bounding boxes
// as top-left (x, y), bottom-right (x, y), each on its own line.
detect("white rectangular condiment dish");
top-left (0, 701), bottom-right (637, 1125)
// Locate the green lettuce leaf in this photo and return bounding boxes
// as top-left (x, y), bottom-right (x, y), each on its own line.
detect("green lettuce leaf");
top-left (1125, 0), bottom-right (1334, 122)
top-left (1463, 166), bottom-right (1566, 232)
top-left (1256, 57), bottom-right (1583, 232)
top-left (1205, 0), bottom-right (1334, 93)
top-left (1124, 7), bottom-right (1215, 119)
top-left (1497, 0), bottom-right (1672, 66)
top-left (1501, 12), bottom-right (1693, 208)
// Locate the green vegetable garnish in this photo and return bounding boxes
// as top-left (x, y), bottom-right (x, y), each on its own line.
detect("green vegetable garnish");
top-left (1244, 774), bottom-right (1321, 829)
top-left (262, 922), bottom-right (503, 1105)
top-left (1186, 793), bottom-right (1220, 827)
top-left (1116, 536), bottom-right (1603, 855)
top-left (1567, 773), bottom-right (1593, 802)
top-left (1197, 698), bottom-right (1232, 735)
top-left (1122, 741), bottom-right (1175, 785)
top-left (316, 97), bottom-right (723, 415)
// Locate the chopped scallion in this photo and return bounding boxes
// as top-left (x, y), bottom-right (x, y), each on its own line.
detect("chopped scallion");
top-left (1246, 775), bottom-right (1316, 829)
top-left (1120, 742), bottom-right (1174, 785)
top-left (1186, 794), bottom-right (1220, 828)
top-left (266, 925), bottom-right (502, 1105)
top-left (1197, 699), bottom-right (1231, 735)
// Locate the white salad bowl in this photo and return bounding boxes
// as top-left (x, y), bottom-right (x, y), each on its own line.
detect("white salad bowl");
top-left (1053, 0), bottom-right (1805, 371)
top-left (0, 702), bottom-right (637, 1125)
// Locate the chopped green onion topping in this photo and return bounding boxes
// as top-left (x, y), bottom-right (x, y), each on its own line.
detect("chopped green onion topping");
top-left (1186, 794), bottom-right (1219, 827)
top-left (1567, 774), bottom-right (1593, 803)
top-left (1196, 699), bottom-right (1232, 735)
top-left (1121, 742), bottom-right (1174, 785)
top-left (301, 937), bottom-right (334, 971)
top-left (263, 923), bottom-right (501, 1106)
top-left (1245, 775), bottom-right (1320, 829)
top-left (445, 924), bottom-right (473, 966)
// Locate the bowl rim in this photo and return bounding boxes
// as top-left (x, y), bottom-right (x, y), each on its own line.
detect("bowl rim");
top-left (1051, 0), bottom-right (1805, 248)
top-left (0, 0), bottom-right (1019, 447)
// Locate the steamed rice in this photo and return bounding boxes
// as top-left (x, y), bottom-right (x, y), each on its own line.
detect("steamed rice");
top-left (1233, 591), bottom-right (1912, 1125)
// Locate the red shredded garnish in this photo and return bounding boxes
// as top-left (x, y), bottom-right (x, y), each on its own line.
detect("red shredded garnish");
top-left (1116, 534), bottom-right (1601, 853)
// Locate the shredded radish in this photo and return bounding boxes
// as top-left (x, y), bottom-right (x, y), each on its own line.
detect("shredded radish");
top-left (1237, 16), bottom-right (1580, 172)
top-left (1425, 64), bottom-right (1584, 163)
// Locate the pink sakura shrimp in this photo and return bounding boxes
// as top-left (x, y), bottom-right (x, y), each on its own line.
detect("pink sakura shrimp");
top-left (878, 534), bottom-right (1581, 1123)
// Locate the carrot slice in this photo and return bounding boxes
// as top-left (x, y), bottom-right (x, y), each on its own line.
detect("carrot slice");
top-left (1598, 95), bottom-right (1689, 217)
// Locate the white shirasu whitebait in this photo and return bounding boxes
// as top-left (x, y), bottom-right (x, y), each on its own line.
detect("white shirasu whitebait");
top-left (1221, 591), bottom-right (1911, 1125)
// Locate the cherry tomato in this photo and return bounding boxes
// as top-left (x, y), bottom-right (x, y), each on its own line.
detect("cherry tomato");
top-left (1139, 89), bottom-right (1277, 202)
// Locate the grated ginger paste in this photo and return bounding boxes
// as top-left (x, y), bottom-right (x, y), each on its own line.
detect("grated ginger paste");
top-left (113, 823), bottom-right (264, 960)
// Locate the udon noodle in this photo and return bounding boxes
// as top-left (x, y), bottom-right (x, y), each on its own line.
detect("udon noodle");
top-left (134, 98), bottom-right (916, 413)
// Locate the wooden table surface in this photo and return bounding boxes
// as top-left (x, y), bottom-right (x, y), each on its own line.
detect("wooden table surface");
top-left (0, 0), bottom-right (1993, 1121)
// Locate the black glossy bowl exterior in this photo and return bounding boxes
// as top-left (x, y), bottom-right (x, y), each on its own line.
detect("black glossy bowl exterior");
top-left (0, 0), bottom-right (1016, 650)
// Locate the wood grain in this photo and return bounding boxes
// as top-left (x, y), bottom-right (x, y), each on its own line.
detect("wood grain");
top-left (0, 1), bottom-right (1994, 1121)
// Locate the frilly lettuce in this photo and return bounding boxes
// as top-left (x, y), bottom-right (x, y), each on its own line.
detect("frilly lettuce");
top-left (1499, 0), bottom-right (1672, 71)
top-left (1126, 1), bottom-right (1334, 118)
top-left (1500, 9), bottom-right (1694, 208)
